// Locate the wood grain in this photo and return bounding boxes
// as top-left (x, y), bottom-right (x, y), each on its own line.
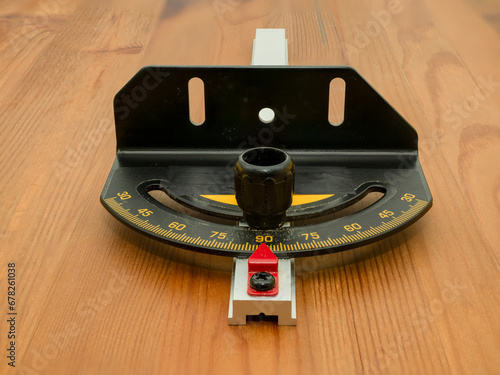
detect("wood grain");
top-left (1, 0), bottom-right (499, 374)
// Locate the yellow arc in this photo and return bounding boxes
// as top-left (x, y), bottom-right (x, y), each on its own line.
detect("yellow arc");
top-left (200, 194), bottom-right (334, 207)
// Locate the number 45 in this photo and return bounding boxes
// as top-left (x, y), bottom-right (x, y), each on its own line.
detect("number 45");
top-left (379, 209), bottom-right (394, 218)
top-left (138, 208), bottom-right (153, 217)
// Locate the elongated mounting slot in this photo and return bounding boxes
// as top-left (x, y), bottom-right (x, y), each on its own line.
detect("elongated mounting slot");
top-left (329, 78), bottom-right (346, 126)
top-left (188, 77), bottom-right (205, 125)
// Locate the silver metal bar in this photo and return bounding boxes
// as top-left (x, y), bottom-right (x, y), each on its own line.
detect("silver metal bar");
top-left (228, 257), bottom-right (296, 325)
top-left (228, 29), bottom-right (296, 326)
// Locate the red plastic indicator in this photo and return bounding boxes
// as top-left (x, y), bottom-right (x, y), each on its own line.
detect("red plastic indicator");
top-left (247, 243), bottom-right (279, 296)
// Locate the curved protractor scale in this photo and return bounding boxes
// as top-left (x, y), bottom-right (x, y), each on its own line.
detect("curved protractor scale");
top-left (101, 66), bottom-right (432, 258)
top-left (101, 162), bottom-right (432, 258)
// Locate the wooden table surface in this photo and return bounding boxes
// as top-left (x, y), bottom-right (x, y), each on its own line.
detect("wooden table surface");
top-left (1, 0), bottom-right (499, 374)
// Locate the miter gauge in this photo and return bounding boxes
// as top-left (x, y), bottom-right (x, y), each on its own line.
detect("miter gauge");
top-left (101, 29), bottom-right (432, 325)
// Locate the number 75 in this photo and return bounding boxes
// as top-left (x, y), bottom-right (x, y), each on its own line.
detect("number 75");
top-left (301, 232), bottom-right (319, 240)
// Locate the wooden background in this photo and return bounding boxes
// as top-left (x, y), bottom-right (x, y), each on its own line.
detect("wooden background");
top-left (1, 0), bottom-right (499, 374)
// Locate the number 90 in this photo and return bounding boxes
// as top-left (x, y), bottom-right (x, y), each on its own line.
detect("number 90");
top-left (256, 235), bottom-right (273, 243)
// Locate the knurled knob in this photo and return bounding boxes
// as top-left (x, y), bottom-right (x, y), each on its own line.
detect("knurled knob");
top-left (234, 147), bottom-right (295, 229)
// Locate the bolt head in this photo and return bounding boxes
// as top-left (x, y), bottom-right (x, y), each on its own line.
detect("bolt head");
top-left (249, 272), bottom-right (276, 291)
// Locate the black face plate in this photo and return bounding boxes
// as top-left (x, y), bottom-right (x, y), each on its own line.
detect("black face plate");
top-left (101, 66), bottom-right (432, 258)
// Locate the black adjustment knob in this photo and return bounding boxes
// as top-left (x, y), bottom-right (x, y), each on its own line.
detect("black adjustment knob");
top-left (234, 147), bottom-right (295, 229)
